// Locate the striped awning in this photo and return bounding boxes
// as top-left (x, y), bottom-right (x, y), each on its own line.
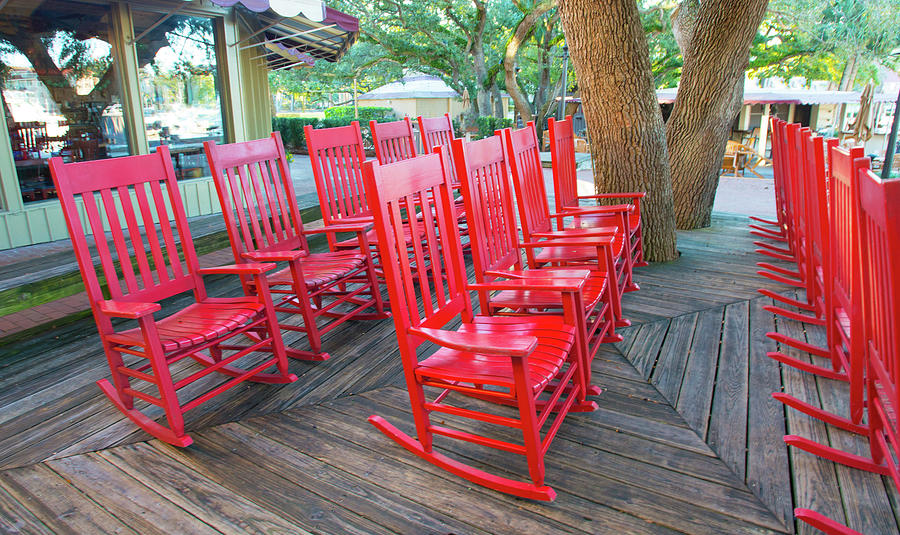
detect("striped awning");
top-left (230, 2), bottom-right (358, 68)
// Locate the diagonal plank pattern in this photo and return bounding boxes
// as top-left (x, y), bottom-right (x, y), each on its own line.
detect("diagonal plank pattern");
top-left (0, 214), bottom-right (898, 533)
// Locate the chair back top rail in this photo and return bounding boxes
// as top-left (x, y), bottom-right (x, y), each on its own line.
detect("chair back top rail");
top-left (371, 118), bottom-right (417, 165)
top-left (205, 132), bottom-right (307, 260)
top-left (363, 151), bottom-right (470, 351)
top-left (49, 146), bottom-right (204, 328)
top-left (451, 135), bottom-right (522, 278)
top-left (304, 121), bottom-right (371, 224)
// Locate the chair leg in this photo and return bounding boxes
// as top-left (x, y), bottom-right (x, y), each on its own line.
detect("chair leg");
top-left (772, 393), bottom-right (867, 435)
top-left (784, 435), bottom-right (891, 475)
top-left (795, 509), bottom-right (864, 535)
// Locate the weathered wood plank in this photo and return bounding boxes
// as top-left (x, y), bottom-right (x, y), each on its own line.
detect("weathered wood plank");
top-left (99, 443), bottom-right (315, 535)
top-left (0, 480), bottom-right (54, 535)
top-left (708, 300), bottom-right (750, 480)
top-left (651, 313), bottom-right (698, 403)
top-left (0, 463), bottom-right (139, 534)
top-left (676, 306), bottom-right (724, 437)
top-left (623, 319), bottom-right (669, 379)
top-left (746, 296), bottom-right (793, 531)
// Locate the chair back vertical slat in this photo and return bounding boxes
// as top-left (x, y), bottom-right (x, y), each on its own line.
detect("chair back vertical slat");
top-left (99, 188), bottom-right (140, 295)
top-left (132, 182), bottom-right (169, 285)
top-left (205, 133), bottom-right (308, 260)
top-left (548, 116), bottom-right (580, 212)
top-left (305, 122), bottom-right (372, 226)
top-left (147, 179), bottom-right (185, 280)
top-left (49, 146), bottom-right (201, 309)
top-left (506, 123), bottom-right (553, 237)
top-left (453, 136), bottom-right (522, 276)
top-left (115, 184), bottom-right (155, 289)
top-left (246, 160), bottom-right (277, 248)
top-left (364, 152), bottom-right (468, 340)
top-left (856, 164), bottom-right (900, 486)
top-left (80, 190), bottom-right (124, 300)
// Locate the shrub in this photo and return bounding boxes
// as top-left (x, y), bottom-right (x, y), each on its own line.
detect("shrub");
top-left (475, 116), bottom-right (513, 139)
top-left (272, 116), bottom-right (319, 151)
top-left (323, 106), bottom-right (397, 123)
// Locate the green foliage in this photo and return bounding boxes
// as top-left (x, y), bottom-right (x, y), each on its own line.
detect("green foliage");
top-left (749, 0), bottom-right (900, 88)
top-left (272, 116), bottom-right (319, 151)
top-left (323, 106), bottom-right (396, 122)
top-left (475, 116), bottom-right (513, 139)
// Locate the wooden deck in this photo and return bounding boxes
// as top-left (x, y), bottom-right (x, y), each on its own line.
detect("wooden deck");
top-left (1, 213), bottom-right (898, 534)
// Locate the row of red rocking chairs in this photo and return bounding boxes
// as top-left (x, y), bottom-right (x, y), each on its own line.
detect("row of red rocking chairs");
top-left (49, 113), bottom-right (646, 500)
top-left (752, 118), bottom-right (900, 534)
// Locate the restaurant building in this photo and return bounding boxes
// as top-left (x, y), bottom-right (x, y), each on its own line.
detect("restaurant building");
top-left (0, 0), bottom-right (357, 249)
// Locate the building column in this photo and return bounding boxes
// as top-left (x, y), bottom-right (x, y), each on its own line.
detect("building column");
top-left (0, 106), bottom-right (24, 212)
top-left (757, 104), bottom-right (770, 157)
top-left (110, 2), bottom-right (149, 155)
top-left (787, 103), bottom-right (796, 124)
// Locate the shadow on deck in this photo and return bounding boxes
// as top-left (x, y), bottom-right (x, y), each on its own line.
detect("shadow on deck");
top-left (0, 213), bottom-right (897, 534)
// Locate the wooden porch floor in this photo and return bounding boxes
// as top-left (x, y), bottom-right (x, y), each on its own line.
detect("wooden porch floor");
top-left (1, 214), bottom-right (897, 534)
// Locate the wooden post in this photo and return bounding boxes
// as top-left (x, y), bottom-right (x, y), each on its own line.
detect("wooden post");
top-left (787, 103), bottom-right (795, 124)
top-left (757, 104), bottom-right (770, 157)
top-left (110, 2), bottom-right (149, 154)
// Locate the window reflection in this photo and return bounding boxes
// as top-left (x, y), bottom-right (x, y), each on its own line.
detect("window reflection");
top-left (1, 2), bottom-right (126, 203)
top-left (134, 12), bottom-right (225, 181)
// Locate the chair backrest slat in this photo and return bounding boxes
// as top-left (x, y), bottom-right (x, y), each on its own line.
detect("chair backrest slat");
top-left (506, 123), bottom-right (553, 238)
top-left (50, 146), bottom-right (202, 316)
top-left (306, 122), bottom-right (371, 225)
top-left (453, 135), bottom-right (522, 276)
top-left (548, 116), bottom-right (580, 212)
top-left (205, 133), bottom-right (307, 262)
top-left (364, 152), bottom-right (469, 344)
top-left (371, 118), bottom-right (417, 164)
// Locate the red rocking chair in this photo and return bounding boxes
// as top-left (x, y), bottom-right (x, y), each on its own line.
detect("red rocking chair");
top-left (450, 134), bottom-right (619, 396)
top-left (363, 151), bottom-right (594, 501)
top-left (504, 123), bottom-right (632, 327)
top-left (548, 115), bottom-right (648, 269)
top-left (49, 147), bottom-right (297, 447)
top-left (304, 121), bottom-right (424, 256)
top-left (204, 132), bottom-right (389, 362)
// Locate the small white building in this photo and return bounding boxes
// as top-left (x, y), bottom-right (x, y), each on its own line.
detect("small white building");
top-left (358, 73), bottom-right (510, 120)
top-left (657, 87), bottom-right (897, 157)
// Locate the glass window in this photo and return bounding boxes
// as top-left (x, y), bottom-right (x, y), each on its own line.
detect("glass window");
top-left (1, 2), bottom-right (126, 204)
top-left (133, 11), bottom-right (225, 181)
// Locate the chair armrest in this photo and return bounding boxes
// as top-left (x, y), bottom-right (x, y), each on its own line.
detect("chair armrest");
top-left (531, 228), bottom-right (617, 239)
top-left (305, 222), bottom-right (373, 234)
top-left (197, 263), bottom-right (276, 275)
top-left (469, 276), bottom-right (588, 293)
top-left (579, 192), bottom-right (645, 200)
top-left (410, 326), bottom-right (537, 357)
top-left (565, 204), bottom-right (634, 214)
top-left (520, 234), bottom-right (614, 248)
top-left (241, 250), bottom-right (306, 262)
top-left (487, 268), bottom-right (592, 279)
top-left (98, 300), bottom-right (160, 319)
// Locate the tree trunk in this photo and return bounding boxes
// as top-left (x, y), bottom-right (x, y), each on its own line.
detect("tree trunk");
top-left (667, 0), bottom-right (768, 229)
top-left (558, 0), bottom-right (677, 262)
top-left (504, 0), bottom-right (555, 124)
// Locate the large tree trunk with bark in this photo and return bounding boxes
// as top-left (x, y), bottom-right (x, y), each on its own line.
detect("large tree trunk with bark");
top-left (558, 0), bottom-right (677, 262)
top-left (667, 0), bottom-right (768, 229)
